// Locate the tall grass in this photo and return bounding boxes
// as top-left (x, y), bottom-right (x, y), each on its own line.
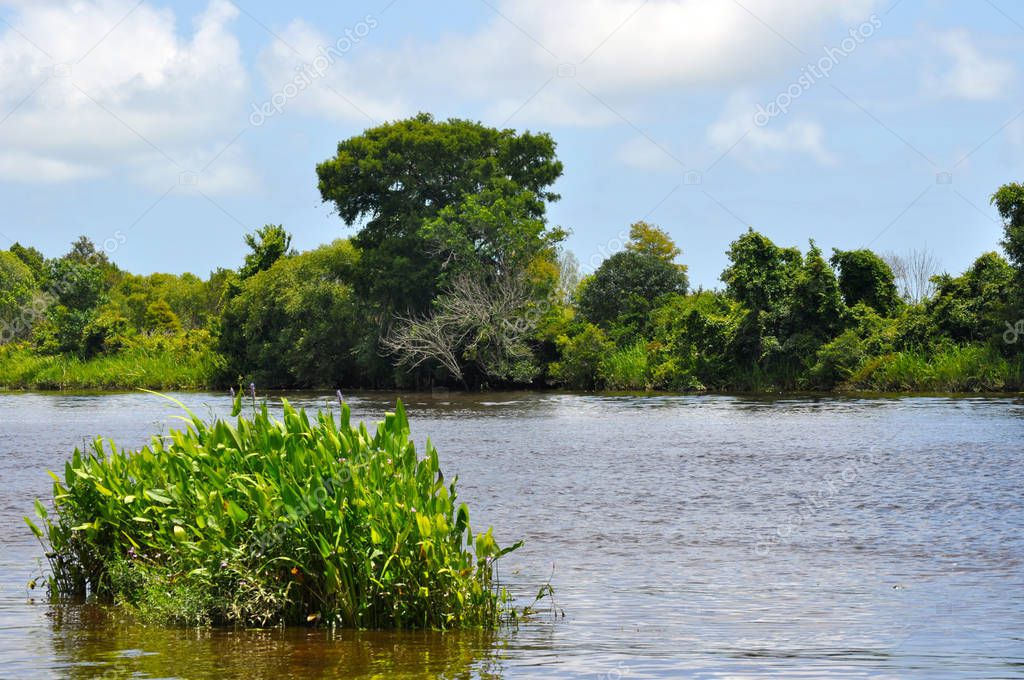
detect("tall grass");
top-left (26, 394), bottom-right (523, 629)
top-left (849, 344), bottom-right (1023, 392)
top-left (0, 343), bottom-right (223, 391)
top-left (600, 342), bottom-right (649, 391)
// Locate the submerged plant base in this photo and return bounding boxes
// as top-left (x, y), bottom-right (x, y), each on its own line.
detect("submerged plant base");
top-left (26, 393), bottom-right (522, 629)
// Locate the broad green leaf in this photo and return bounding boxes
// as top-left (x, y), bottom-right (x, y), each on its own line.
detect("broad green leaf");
top-left (24, 517), bottom-right (42, 538)
top-left (145, 489), bottom-right (173, 504)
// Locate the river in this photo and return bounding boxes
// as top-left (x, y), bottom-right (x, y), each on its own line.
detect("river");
top-left (1, 391), bottom-right (1022, 678)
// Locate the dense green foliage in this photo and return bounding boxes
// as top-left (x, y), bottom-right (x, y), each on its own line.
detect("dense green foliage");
top-left (1, 113), bottom-right (1022, 393)
top-left (219, 240), bottom-right (361, 388)
top-left (0, 250), bottom-right (35, 337)
top-left (316, 113), bottom-right (562, 316)
top-left (27, 396), bottom-right (521, 628)
top-left (831, 248), bottom-right (901, 315)
top-left (239, 224), bottom-right (293, 280)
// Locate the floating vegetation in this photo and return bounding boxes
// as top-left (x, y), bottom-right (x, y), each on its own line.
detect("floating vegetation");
top-left (26, 392), bottom-right (523, 629)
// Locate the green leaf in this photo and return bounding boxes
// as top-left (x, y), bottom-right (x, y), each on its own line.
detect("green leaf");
top-left (226, 501), bottom-right (248, 524)
top-left (496, 540), bottom-right (524, 559)
top-left (145, 489), bottom-right (173, 504)
top-left (24, 517), bottom-right (43, 538)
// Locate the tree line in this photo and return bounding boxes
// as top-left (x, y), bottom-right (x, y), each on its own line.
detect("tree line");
top-left (2, 113), bottom-right (1023, 392)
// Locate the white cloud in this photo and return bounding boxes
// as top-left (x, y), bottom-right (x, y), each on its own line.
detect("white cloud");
top-left (707, 93), bottom-right (836, 167)
top-left (256, 0), bottom-right (879, 127)
top-left (933, 30), bottom-right (1014, 100)
top-left (0, 0), bottom-right (252, 191)
top-left (252, 18), bottom-right (403, 125)
top-left (0, 151), bottom-right (101, 182)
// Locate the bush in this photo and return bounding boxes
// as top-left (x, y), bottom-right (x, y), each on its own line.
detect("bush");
top-left (27, 396), bottom-right (522, 629)
top-left (648, 291), bottom-right (743, 390)
top-left (219, 240), bottom-right (361, 388)
top-left (808, 329), bottom-right (864, 389)
top-left (549, 323), bottom-right (613, 390)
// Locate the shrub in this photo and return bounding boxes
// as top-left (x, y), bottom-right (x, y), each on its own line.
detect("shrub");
top-left (649, 291), bottom-right (742, 390)
top-left (219, 240), bottom-right (361, 388)
top-left (808, 329), bottom-right (864, 389)
top-left (549, 323), bottom-right (612, 389)
top-left (26, 396), bottom-right (522, 629)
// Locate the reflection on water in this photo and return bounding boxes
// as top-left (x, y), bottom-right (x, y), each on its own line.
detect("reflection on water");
top-left (1, 391), bottom-right (1023, 678)
top-left (47, 606), bottom-right (510, 679)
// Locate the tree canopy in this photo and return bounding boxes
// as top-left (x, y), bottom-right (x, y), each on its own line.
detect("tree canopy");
top-left (316, 113), bottom-right (563, 314)
top-left (721, 228), bottom-right (801, 312)
top-left (240, 224), bottom-right (293, 280)
top-left (992, 183), bottom-right (1024, 277)
top-left (3, 124), bottom-right (1024, 395)
top-left (830, 248), bottom-right (901, 315)
top-left (579, 223), bottom-right (689, 333)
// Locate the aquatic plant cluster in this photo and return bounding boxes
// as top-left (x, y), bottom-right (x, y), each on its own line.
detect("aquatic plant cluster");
top-left (26, 394), bottom-right (521, 628)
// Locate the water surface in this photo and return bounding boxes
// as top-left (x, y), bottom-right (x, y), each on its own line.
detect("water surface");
top-left (1, 391), bottom-right (1022, 678)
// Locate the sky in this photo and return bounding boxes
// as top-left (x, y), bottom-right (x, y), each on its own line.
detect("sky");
top-left (0, 0), bottom-right (1022, 288)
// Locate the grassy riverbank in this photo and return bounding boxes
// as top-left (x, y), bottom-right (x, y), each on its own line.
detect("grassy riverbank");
top-left (2, 342), bottom-right (1021, 394)
top-left (847, 345), bottom-right (1024, 392)
top-left (0, 343), bottom-right (224, 391)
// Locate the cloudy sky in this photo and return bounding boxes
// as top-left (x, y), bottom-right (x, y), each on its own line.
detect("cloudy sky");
top-left (0, 0), bottom-right (1021, 287)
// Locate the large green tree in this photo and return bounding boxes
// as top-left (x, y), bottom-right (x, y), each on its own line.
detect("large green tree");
top-left (579, 251), bottom-right (688, 333)
top-left (385, 181), bottom-right (566, 386)
top-left (239, 224), bottom-right (293, 280)
top-left (992, 182), bottom-right (1024, 273)
top-left (830, 248), bottom-right (901, 315)
top-left (32, 248), bottom-right (109, 356)
top-left (579, 222), bottom-right (688, 335)
top-left (421, 179), bottom-right (565, 283)
top-left (721, 228), bottom-right (801, 312)
top-left (316, 113), bottom-right (563, 315)
top-left (787, 242), bottom-right (845, 340)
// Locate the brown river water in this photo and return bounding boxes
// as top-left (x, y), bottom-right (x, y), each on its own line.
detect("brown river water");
top-left (0, 391), bottom-right (1022, 678)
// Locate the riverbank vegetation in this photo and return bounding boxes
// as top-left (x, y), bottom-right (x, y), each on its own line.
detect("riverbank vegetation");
top-left (2, 113), bottom-right (1023, 393)
top-left (26, 395), bottom-right (521, 628)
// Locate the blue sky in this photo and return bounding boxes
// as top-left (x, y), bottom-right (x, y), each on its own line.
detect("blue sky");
top-left (0, 0), bottom-right (1021, 288)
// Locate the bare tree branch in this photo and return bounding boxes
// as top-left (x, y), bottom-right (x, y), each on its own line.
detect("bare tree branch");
top-left (382, 269), bottom-right (542, 383)
top-left (883, 248), bottom-right (940, 304)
